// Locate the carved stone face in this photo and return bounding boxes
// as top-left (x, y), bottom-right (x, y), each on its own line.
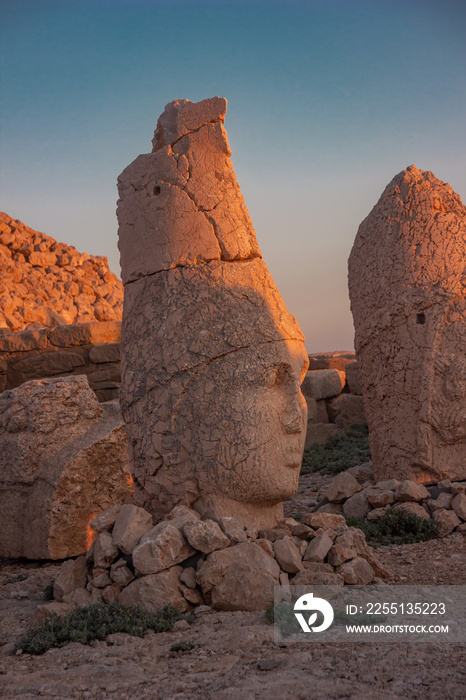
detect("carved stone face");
top-left (176, 340), bottom-right (309, 504)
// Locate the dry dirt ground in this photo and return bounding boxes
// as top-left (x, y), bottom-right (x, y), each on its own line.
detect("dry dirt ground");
top-left (1, 471), bottom-right (465, 700)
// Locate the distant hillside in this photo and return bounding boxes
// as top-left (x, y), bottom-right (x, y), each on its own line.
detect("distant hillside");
top-left (0, 212), bottom-right (123, 332)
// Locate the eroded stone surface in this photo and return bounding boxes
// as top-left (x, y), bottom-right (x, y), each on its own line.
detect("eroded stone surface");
top-left (118, 98), bottom-right (308, 529)
top-left (0, 376), bottom-right (133, 559)
top-left (349, 165), bottom-right (466, 483)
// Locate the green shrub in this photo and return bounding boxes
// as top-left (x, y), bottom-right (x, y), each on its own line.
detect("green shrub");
top-left (346, 509), bottom-right (440, 547)
top-left (267, 601), bottom-right (302, 636)
top-left (16, 603), bottom-right (194, 655)
top-left (170, 640), bottom-right (195, 652)
top-left (301, 424), bottom-right (370, 475)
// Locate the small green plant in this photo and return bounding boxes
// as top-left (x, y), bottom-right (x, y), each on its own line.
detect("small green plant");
top-left (346, 509), bottom-right (440, 547)
top-left (15, 603), bottom-right (194, 655)
top-left (170, 640), bottom-right (195, 652)
top-left (292, 512), bottom-right (303, 523)
top-left (301, 424), bottom-right (370, 475)
top-left (266, 602), bottom-right (302, 636)
top-left (43, 581), bottom-right (55, 601)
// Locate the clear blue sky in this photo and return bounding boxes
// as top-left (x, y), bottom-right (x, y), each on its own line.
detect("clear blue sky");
top-left (1, 0), bottom-right (465, 351)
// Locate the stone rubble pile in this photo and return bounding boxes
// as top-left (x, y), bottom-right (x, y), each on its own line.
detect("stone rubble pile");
top-left (301, 356), bottom-right (365, 448)
top-left (0, 212), bottom-right (123, 332)
top-left (313, 467), bottom-right (466, 538)
top-left (52, 503), bottom-right (390, 615)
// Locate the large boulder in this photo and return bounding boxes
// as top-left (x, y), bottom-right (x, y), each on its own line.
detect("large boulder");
top-left (0, 375), bottom-right (133, 559)
top-left (196, 541), bottom-right (280, 610)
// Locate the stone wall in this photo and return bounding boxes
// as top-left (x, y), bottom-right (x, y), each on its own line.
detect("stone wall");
top-left (0, 321), bottom-right (121, 402)
top-left (303, 351), bottom-right (365, 448)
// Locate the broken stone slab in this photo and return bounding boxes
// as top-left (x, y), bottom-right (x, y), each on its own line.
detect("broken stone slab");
top-left (53, 557), bottom-right (87, 602)
top-left (300, 369), bottom-right (345, 401)
top-left (0, 376), bottom-right (133, 559)
top-left (366, 489), bottom-right (395, 509)
top-left (349, 165), bottom-right (466, 484)
top-left (93, 531), bottom-right (119, 568)
top-left (325, 472), bottom-right (362, 503)
top-left (451, 483), bottom-right (466, 496)
top-left (196, 541), bottom-right (280, 611)
top-left (118, 566), bottom-right (186, 612)
top-left (90, 505), bottom-right (121, 534)
top-left (182, 519), bottom-right (230, 554)
top-left (336, 557), bottom-right (374, 585)
top-left (302, 513), bottom-right (346, 530)
top-left (303, 533), bottom-right (333, 562)
top-left (428, 492), bottom-right (453, 512)
top-left (342, 491), bottom-right (370, 520)
top-left (335, 527), bottom-right (389, 579)
top-left (179, 567), bottom-right (197, 589)
top-left (327, 544), bottom-right (356, 567)
top-left (452, 493), bottom-right (466, 520)
top-left (110, 559), bottom-right (135, 588)
top-left (433, 509), bottom-right (461, 537)
top-left (395, 481), bottom-right (430, 503)
top-left (132, 520), bottom-right (195, 575)
top-left (111, 504), bottom-right (153, 555)
top-left (273, 536), bottom-right (303, 574)
top-left (219, 516), bottom-right (247, 543)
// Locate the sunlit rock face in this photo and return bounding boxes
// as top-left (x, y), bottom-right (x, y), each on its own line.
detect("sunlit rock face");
top-left (349, 165), bottom-right (466, 483)
top-left (117, 97), bottom-right (308, 529)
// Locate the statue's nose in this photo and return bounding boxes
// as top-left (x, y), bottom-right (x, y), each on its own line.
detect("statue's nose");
top-left (282, 392), bottom-right (305, 434)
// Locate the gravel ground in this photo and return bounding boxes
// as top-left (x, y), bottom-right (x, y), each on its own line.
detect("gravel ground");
top-left (0, 469), bottom-right (465, 700)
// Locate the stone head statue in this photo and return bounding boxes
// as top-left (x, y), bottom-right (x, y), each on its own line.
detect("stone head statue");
top-left (117, 97), bottom-right (308, 528)
top-left (349, 165), bottom-right (466, 483)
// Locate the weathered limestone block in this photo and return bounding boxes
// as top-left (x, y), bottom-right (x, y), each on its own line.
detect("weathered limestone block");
top-left (303, 533), bottom-right (333, 562)
top-left (336, 557), bottom-right (374, 585)
top-left (395, 480), bottom-right (430, 503)
top-left (118, 566), bottom-right (186, 612)
top-left (196, 541), bottom-right (280, 611)
top-left (182, 518), bottom-right (230, 554)
top-left (433, 509), bottom-right (461, 537)
top-left (301, 369), bottom-right (345, 401)
top-left (0, 376), bottom-right (134, 559)
top-left (53, 557), bottom-right (87, 602)
top-left (327, 393), bottom-right (366, 428)
top-left (342, 491), bottom-right (370, 519)
top-left (118, 98), bottom-right (308, 529)
top-left (349, 165), bottom-right (466, 483)
top-left (392, 502), bottom-right (430, 519)
top-left (325, 472), bottom-right (362, 502)
top-left (132, 521), bottom-right (195, 574)
top-left (273, 536), bottom-right (303, 573)
top-left (219, 516), bottom-right (247, 543)
top-left (111, 504), bottom-right (153, 554)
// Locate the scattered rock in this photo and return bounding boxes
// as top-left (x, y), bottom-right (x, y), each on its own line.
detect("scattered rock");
top-left (325, 472), bottom-right (362, 502)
